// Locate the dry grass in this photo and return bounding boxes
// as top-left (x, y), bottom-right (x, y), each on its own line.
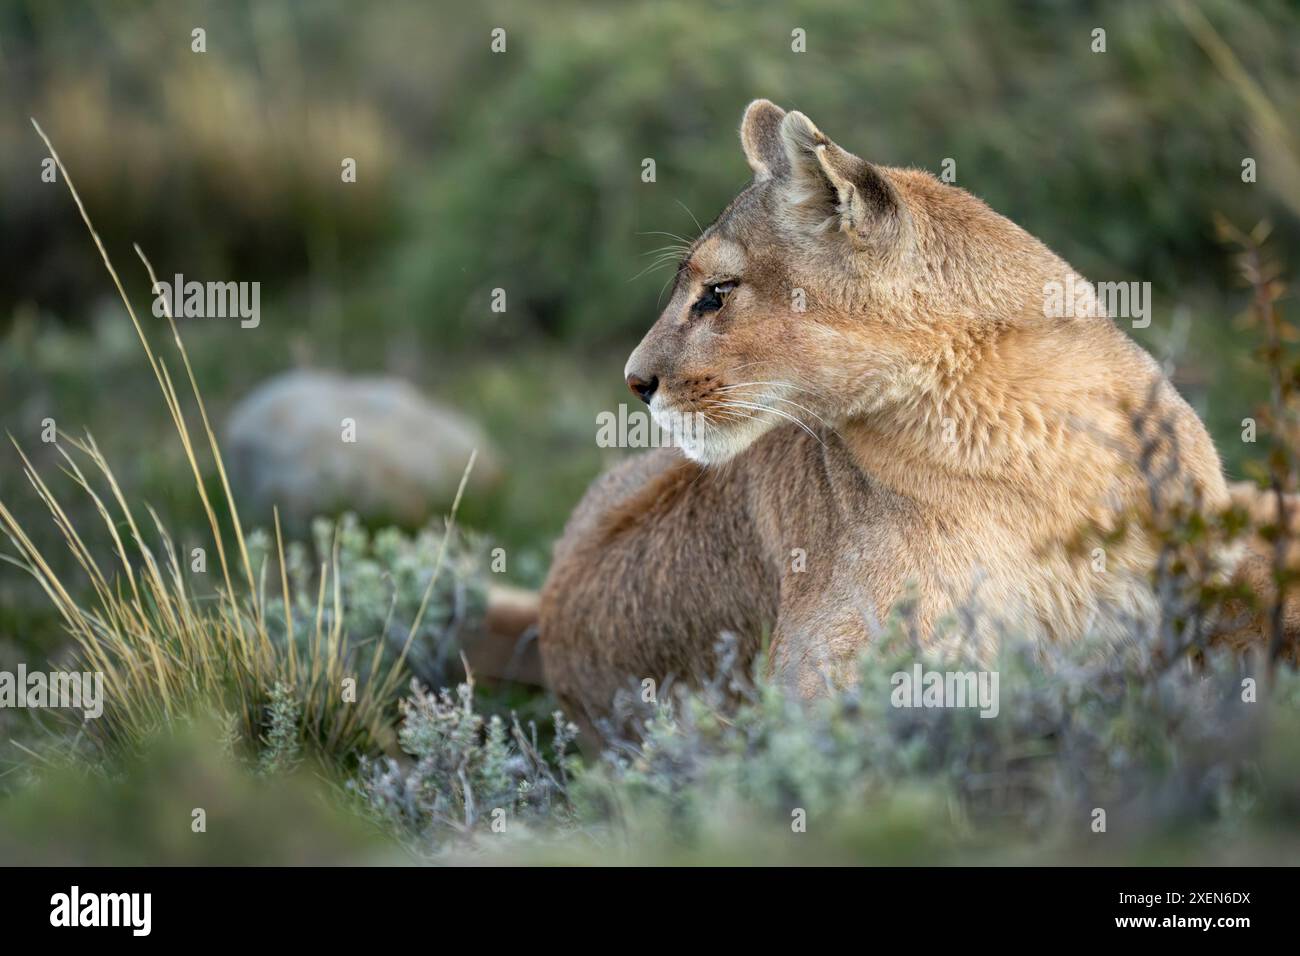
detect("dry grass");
top-left (0, 121), bottom-right (475, 764)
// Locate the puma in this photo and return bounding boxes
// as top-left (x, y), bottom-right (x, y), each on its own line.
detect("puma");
top-left (536, 99), bottom-right (1292, 728)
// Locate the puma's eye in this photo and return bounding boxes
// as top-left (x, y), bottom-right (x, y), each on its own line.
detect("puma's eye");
top-left (693, 280), bottom-right (738, 315)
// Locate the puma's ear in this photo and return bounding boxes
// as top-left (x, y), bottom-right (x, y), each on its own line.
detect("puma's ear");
top-left (779, 110), bottom-right (909, 247)
top-left (740, 99), bottom-right (790, 181)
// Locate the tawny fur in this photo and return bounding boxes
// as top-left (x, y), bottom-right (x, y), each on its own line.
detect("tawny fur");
top-left (539, 99), bottom-right (1280, 725)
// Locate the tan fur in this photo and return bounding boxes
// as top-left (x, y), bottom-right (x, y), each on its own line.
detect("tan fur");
top-left (539, 100), bottom-right (1263, 723)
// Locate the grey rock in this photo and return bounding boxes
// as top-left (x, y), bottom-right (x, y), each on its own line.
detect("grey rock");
top-left (225, 370), bottom-right (500, 528)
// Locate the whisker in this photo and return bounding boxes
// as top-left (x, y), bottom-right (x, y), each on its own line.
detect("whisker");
top-left (716, 380), bottom-right (832, 400)
top-left (714, 400), bottom-right (826, 447)
top-left (715, 382), bottom-right (836, 429)
top-left (656, 266), bottom-right (682, 306)
top-left (637, 230), bottom-right (693, 243)
top-left (764, 396), bottom-right (834, 430)
top-left (708, 408), bottom-right (748, 425)
top-left (673, 199), bottom-right (704, 237)
top-left (640, 244), bottom-right (691, 258)
top-left (628, 255), bottom-right (683, 284)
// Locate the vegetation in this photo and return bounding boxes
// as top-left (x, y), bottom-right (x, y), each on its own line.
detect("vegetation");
top-left (2, 0), bottom-right (1299, 863)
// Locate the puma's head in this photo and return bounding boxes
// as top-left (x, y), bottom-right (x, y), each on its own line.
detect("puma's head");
top-left (624, 99), bottom-right (1058, 464)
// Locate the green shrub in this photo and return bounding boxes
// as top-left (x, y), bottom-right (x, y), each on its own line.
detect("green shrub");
top-left (353, 679), bottom-right (579, 856)
top-left (396, 0), bottom-right (1300, 346)
top-left (248, 514), bottom-right (489, 692)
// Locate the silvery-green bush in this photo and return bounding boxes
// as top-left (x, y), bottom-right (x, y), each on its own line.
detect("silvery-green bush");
top-left (247, 514), bottom-right (489, 691)
top-left (350, 621), bottom-right (1299, 862)
top-left (353, 681), bottom-right (579, 855)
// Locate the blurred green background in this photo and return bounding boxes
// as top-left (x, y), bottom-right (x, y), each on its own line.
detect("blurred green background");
top-left (2, 0), bottom-right (1299, 865)
top-left (2, 0), bottom-right (1298, 658)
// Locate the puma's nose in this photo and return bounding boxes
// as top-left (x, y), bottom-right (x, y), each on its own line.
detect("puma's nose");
top-left (626, 373), bottom-right (659, 404)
